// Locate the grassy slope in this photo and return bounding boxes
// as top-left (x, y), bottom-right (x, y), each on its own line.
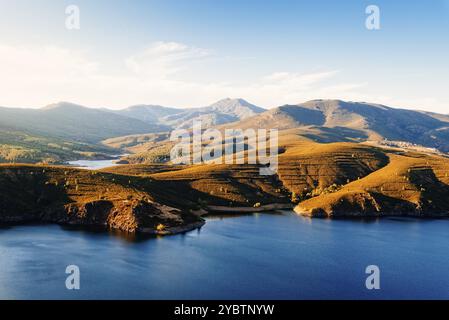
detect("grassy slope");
top-left (0, 164), bottom-right (203, 233)
top-left (147, 163), bottom-right (290, 207)
top-left (295, 152), bottom-right (449, 217)
top-left (102, 140), bottom-right (395, 209)
top-left (0, 104), bottom-right (159, 143)
top-left (2, 140), bottom-right (449, 230)
top-left (0, 129), bottom-right (116, 164)
top-left (278, 141), bottom-right (389, 200)
top-left (107, 140), bottom-right (449, 217)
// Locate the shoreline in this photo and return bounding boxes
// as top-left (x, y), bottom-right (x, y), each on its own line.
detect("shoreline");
top-left (138, 220), bottom-right (206, 235)
top-left (3, 207), bottom-right (449, 238)
top-left (294, 206), bottom-right (449, 219)
top-left (205, 203), bottom-right (295, 214)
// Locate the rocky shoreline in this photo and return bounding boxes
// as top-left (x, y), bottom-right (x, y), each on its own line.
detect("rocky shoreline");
top-left (294, 204), bottom-right (449, 218)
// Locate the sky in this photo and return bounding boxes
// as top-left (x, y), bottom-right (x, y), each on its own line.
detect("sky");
top-left (0, 0), bottom-right (448, 112)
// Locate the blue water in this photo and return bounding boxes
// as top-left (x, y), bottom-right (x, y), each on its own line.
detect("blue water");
top-left (1, 212), bottom-right (449, 300)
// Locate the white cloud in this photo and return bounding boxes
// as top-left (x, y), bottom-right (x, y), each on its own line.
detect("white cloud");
top-left (125, 41), bottom-right (211, 78)
top-left (0, 41), bottom-right (445, 112)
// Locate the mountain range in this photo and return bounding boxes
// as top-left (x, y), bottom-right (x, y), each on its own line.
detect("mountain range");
top-left (113, 98), bottom-right (265, 129)
top-left (1, 98), bottom-right (449, 164)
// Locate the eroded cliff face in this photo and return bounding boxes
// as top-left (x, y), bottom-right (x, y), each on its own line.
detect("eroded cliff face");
top-left (60, 199), bottom-right (203, 234)
top-left (0, 165), bottom-right (204, 234)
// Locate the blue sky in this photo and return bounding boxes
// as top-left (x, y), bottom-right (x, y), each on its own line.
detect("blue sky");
top-left (0, 0), bottom-right (448, 111)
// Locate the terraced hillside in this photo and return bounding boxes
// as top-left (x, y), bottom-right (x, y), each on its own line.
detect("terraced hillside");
top-left (147, 164), bottom-right (290, 207)
top-left (2, 140), bottom-right (449, 235)
top-left (295, 152), bottom-right (449, 217)
top-left (278, 142), bottom-right (389, 201)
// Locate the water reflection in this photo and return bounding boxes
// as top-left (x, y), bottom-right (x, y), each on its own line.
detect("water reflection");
top-left (1, 213), bottom-right (449, 299)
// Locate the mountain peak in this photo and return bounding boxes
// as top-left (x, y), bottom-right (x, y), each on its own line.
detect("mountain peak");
top-left (209, 98), bottom-right (265, 113)
top-left (42, 102), bottom-right (87, 111)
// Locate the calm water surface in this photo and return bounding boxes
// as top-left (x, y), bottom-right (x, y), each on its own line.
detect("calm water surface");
top-left (1, 212), bottom-right (449, 300)
top-left (68, 158), bottom-right (124, 170)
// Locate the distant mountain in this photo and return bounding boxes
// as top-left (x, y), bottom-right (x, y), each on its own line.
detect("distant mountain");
top-left (0, 102), bottom-right (165, 143)
top-left (116, 98), bottom-right (265, 129)
top-left (115, 105), bottom-right (180, 125)
top-left (165, 98), bottom-right (265, 129)
top-left (227, 99), bottom-right (449, 152)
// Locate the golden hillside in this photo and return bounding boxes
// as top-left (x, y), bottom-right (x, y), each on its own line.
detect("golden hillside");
top-left (278, 141), bottom-right (389, 201)
top-left (295, 152), bottom-right (449, 217)
top-left (2, 140), bottom-right (449, 235)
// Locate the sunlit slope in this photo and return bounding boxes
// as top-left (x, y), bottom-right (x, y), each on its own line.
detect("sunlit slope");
top-left (217, 99), bottom-right (449, 152)
top-left (100, 163), bottom-right (185, 176)
top-left (149, 163), bottom-right (290, 207)
top-left (105, 140), bottom-right (392, 208)
top-left (295, 152), bottom-right (449, 217)
top-left (278, 141), bottom-right (389, 199)
top-left (0, 129), bottom-right (115, 164)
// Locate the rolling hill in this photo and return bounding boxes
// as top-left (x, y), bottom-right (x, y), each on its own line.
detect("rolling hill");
top-left (0, 99), bottom-right (266, 164)
top-left (295, 151), bottom-right (449, 217)
top-left (226, 99), bottom-right (449, 151)
top-left (2, 139), bottom-right (449, 235)
top-left (108, 140), bottom-right (449, 218)
top-left (0, 164), bottom-right (204, 234)
top-left (0, 102), bottom-right (170, 163)
top-left (0, 127), bottom-right (114, 164)
top-left (0, 102), bottom-right (164, 143)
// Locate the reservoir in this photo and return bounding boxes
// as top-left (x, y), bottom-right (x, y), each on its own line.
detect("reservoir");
top-left (1, 212), bottom-right (449, 299)
top-left (67, 159), bottom-right (122, 170)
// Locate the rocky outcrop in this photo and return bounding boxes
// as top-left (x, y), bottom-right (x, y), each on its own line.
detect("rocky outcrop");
top-left (0, 198), bottom-right (205, 235)
top-left (0, 165), bottom-right (204, 235)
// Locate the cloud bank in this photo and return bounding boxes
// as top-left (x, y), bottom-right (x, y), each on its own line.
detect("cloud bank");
top-left (0, 41), bottom-right (442, 111)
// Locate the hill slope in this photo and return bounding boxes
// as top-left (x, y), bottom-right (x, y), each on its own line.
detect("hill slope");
top-left (0, 102), bottom-right (168, 163)
top-left (113, 104), bottom-right (179, 127)
top-left (0, 102), bottom-right (163, 143)
top-left (295, 151), bottom-right (449, 217)
top-left (0, 164), bottom-right (204, 234)
top-left (118, 99), bottom-right (449, 165)
top-left (228, 99), bottom-right (449, 152)
top-left (0, 128), bottom-right (115, 164)
top-left (2, 141), bottom-right (449, 236)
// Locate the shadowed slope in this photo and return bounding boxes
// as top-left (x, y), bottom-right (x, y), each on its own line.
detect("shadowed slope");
top-left (0, 165), bottom-right (204, 234)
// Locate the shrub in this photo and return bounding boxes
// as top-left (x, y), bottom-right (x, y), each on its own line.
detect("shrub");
top-left (291, 192), bottom-right (300, 203)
